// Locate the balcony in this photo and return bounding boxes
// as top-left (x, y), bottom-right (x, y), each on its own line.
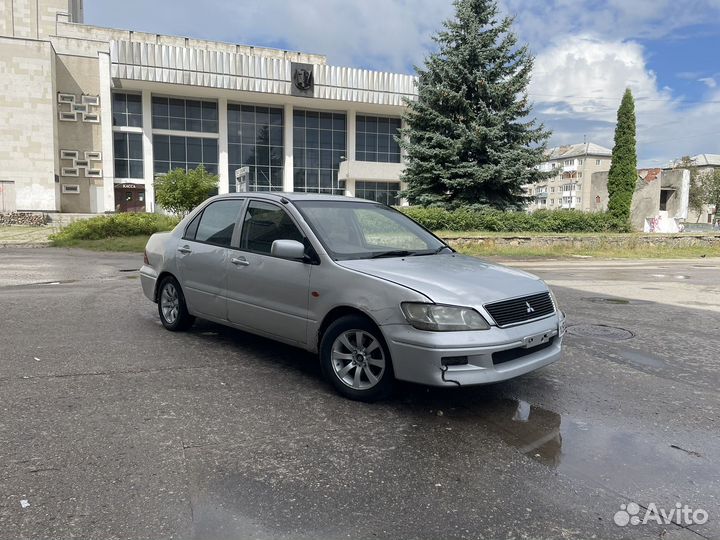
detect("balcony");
top-left (563, 164), bottom-right (578, 173)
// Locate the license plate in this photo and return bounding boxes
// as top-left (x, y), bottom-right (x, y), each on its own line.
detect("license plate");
top-left (522, 330), bottom-right (556, 348)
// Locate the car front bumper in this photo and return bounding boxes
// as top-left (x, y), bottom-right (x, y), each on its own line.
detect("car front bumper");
top-left (382, 312), bottom-right (565, 387)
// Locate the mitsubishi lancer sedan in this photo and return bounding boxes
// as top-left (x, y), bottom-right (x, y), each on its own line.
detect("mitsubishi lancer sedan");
top-left (140, 193), bottom-right (565, 401)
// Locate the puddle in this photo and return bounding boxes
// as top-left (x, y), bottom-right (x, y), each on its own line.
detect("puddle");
top-left (450, 399), bottom-right (719, 501)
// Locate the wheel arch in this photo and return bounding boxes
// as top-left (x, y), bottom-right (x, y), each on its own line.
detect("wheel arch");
top-left (317, 306), bottom-right (383, 351)
top-left (154, 271), bottom-right (179, 302)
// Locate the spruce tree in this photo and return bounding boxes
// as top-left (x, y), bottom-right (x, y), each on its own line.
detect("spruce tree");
top-left (399, 0), bottom-right (551, 210)
top-left (607, 89), bottom-right (637, 221)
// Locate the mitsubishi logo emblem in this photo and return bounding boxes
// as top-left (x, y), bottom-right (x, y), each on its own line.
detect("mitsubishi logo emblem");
top-left (525, 301), bottom-right (535, 313)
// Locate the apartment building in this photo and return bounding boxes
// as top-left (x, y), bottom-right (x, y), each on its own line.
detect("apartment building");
top-left (524, 143), bottom-right (612, 212)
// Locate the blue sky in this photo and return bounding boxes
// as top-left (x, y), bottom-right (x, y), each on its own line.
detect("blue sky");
top-left (85, 0), bottom-right (720, 166)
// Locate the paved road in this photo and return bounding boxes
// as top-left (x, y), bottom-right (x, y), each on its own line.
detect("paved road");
top-left (1, 248), bottom-right (719, 539)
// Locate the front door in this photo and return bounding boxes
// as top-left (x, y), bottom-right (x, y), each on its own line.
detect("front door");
top-left (176, 199), bottom-right (244, 320)
top-left (226, 200), bottom-right (311, 344)
top-left (115, 184), bottom-right (146, 213)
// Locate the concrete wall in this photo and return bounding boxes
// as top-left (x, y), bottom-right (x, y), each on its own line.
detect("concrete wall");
top-left (1, 0), bottom-right (72, 39)
top-left (0, 37), bottom-right (58, 211)
top-left (630, 174), bottom-right (661, 231)
top-left (55, 53), bottom-right (103, 212)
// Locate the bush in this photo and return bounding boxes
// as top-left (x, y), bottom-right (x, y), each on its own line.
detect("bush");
top-left (154, 165), bottom-right (219, 216)
top-left (400, 207), bottom-right (630, 233)
top-left (50, 213), bottom-right (180, 242)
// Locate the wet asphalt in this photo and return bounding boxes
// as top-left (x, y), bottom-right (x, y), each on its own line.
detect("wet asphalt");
top-left (0, 248), bottom-right (718, 540)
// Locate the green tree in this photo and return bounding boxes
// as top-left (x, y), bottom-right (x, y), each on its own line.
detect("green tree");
top-left (154, 165), bottom-right (219, 216)
top-left (701, 169), bottom-right (720, 223)
top-left (399, 0), bottom-right (551, 210)
top-left (607, 89), bottom-right (637, 222)
top-left (679, 156), bottom-right (704, 222)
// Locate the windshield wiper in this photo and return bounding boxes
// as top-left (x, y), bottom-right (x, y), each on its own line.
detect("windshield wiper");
top-left (410, 245), bottom-right (453, 256)
top-left (370, 250), bottom-right (415, 259)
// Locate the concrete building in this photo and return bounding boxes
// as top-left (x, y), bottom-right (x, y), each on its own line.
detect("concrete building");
top-left (524, 142), bottom-right (612, 212)
top-left (0, 0), bottom-right (417, 214)
top-left (589, 168), bottom-right (690, 231)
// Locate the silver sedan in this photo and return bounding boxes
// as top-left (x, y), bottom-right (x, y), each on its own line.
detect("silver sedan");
top-left (141, 193), bottom-right (565, 401)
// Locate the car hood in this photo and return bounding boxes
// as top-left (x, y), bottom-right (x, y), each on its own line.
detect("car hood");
top-left (337, 254), bottom-right (547, 306)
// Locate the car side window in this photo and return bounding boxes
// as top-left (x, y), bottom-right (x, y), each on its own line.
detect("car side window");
top-left (193, 200), bottom-right (243, 247)
top-left (240, 200), bottom-right (304, 255)
top-left (183, 211), bottom-right (202, 240)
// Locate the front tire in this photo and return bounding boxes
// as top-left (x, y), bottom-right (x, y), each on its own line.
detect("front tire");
top-left (320, 315), bottom-right (394, 402)
top-left (157, 276), bottom-right (195, 331)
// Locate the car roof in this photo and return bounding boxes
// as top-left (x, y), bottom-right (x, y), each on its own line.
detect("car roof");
top-left (211, 192), bottom-right (379, 203)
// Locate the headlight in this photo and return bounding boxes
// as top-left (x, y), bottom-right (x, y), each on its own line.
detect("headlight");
top-left (400, 303), bottom-right (490, 331)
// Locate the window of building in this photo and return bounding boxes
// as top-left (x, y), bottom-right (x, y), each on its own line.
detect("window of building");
top-left (112, 93), bottom-right (142, 127)
top-left (113, 132), bottom-right (144, 178)
top-left (578, 159), bottom-right (584, 165)
top-left (293, 110), bottom-right (346, 194)
top-left (152, 135), bottom-right (218, 175)
top-left (227, 104), bottom-right (284, 192)
top-left (356, 115), bottom-right (401, 163)
top-left (549, 198), bottom-right (554, 205)
top-left (192, 200), bottom-right (243, 247)
top-left (576, 196), bottom-right (582, 204)
top-left (596, 159), bottom-right (602, 165)
top-left (240, 200), bottom-right (304, 255)
top-left (151, 97), bottom-right (218, 133)
top-left (355, 181), bottom-right (401, 206)
top-left (550, 187), bottom-right (555, 193)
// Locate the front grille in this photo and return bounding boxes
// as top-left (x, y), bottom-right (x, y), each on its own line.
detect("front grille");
top-left (493, 338), bottom-right (555, 365)
top-left (485, 291), bottom-right (555, 327)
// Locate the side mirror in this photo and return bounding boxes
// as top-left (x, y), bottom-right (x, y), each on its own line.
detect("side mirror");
top-left (271, 239), bottom-right (306, 260)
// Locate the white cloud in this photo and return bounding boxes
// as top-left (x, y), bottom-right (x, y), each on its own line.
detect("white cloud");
top-left (529, 36), bottom-right (720, 165)
top-left (698, 77), bottom-right (717, 88)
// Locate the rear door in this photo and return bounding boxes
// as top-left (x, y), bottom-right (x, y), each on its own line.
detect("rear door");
top-left (226, 200), bottom-right (312, 344)
top-left (176, 199), bottom-right (244, 320)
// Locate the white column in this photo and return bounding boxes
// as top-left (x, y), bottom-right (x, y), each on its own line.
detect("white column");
top-left (218, 97), bottom-right (229, 194)
top-left (283, 103), bottom-right (294, 192)
top-left (98, 52), bottom-right (115, 212)
top-left (141, 89), bottom-right (155, 212)
top-left (345, 110), bottom-right (356, 196)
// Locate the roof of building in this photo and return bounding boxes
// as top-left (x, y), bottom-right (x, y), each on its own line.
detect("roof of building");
top-left (545, 142), bottom-right (612, 160)
top-left (667, 154), bottom-right (720, 168)
top-left (689, 154), bottom-right (720, 167)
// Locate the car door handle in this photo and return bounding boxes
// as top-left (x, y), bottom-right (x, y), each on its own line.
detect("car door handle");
top-left (231, 257), bottom-right (250, 267)
top-left (177, 245), bottom-right (192, 255)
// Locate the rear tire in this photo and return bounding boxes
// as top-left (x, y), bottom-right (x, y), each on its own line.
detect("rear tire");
top-left (157, 276), bottom-right (195, 331)
top-left (320, 315), bottom-right (394, 402)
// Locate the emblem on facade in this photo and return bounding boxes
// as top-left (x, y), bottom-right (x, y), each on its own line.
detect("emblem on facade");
top-left (57, 93), bottom-right (100, 123)
top-left (290, 62), bottom-right (314, 96)
top-left (60, 150), bottom-right (102, 178)
top-left (294, 68), bottom-right (313, 91)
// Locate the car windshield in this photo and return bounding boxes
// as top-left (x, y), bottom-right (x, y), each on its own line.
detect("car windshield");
top-left (293, 200), bottom-right (449, 260)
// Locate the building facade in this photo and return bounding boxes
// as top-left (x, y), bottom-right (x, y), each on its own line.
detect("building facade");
top-left (524, 143), bottom-right (612, 212)
top-left (0, 0), bottom-right (417, 214)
